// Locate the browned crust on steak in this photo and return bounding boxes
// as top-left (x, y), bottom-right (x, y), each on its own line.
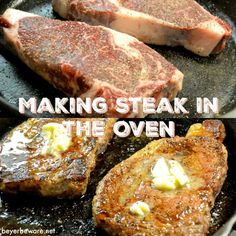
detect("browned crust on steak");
top-left (93, 122), bottom-right (228, 235)
top-left (0, 118), bottom-right (115, 198)
top-left (186, 120), bottom-right (226, 143)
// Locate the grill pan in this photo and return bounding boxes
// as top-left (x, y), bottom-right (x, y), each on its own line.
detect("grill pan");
top-left (0, 0), bottom-right (235, 118)
top-left (0, 118), bottom-right (235, 235)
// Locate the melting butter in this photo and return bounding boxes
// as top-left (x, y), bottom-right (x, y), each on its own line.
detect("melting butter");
top-left (41, 123), bottom-right (71, 157)
top-left (152, 175), bottom-right (177, 191)
top-left (169, 160), bottom-right (190, 187)
top-left (151, 158), bottom-right (190, 191)
top-left (130, 201), bottom-right (150, 217)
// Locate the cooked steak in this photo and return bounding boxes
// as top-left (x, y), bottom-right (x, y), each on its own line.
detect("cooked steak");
top-left (0, 9), bottom-right (183, 118)
top-left (0, 118), bottom-right (115, 198)
top-left (52, 0), bottom-right (232, 56)
top-left (93, 120), bottom-right (228, 235)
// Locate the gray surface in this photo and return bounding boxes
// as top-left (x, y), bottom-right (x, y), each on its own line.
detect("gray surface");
top-left (223, 109), bottom-right (236, 118)
top-left (213, 213), bottom-right (236, 236)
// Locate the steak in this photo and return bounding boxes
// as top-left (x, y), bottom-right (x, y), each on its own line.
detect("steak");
top-left (52, 0), bottom-right (232, 56)
top-left (0, 9), bottom-right (184, 118)
top-left (0, 118), bottom-right (115, 198)
top-left (93, 120), bottom-right (228, 235)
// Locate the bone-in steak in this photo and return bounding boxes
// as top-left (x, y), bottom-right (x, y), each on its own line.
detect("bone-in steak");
top-left (0, 9), bottom-right (183, 118)
top-left (93, 120), bottom-right (228, 235)
top-left (52, 0), bottom-right (232, 56)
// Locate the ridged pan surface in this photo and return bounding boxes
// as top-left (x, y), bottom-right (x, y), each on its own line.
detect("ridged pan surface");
top-left (0, 119), bottom-right (235, 235)
top-left (0, 0), bottom-right (235, 117)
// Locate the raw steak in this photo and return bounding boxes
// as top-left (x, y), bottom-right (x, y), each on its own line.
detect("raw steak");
top-left (0, 9), bottom-right (184, 118)
top-left (93, 120), bottom-right (228, 235)
top-left (52, 0), bottom-right (232, 56)
top-left (0, 118), bottom-right (115, 198)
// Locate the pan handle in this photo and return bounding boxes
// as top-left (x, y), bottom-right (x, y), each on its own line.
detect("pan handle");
top-left (213, 213), bottom-right (236, 236)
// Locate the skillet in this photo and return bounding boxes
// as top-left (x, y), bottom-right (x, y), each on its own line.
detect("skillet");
top-left (0, 0), bottom-right (235, 118)
top-left (0, 118), bottom-right (235, 235)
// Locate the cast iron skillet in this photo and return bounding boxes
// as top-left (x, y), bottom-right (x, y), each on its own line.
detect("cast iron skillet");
top-left (0, 0), bottom-right (236, 118)
top-left (0, 118), bottom-right (235, 235)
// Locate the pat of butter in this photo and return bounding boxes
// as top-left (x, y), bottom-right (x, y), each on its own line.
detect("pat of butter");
top-left (151, 157), bottom-right (171, 178)
top-left (169, 160), bottom-right (190, 187)
top-left (152, 175), bottom-right (176, 191)
top-left (41, 123), bottom-right (71, 157)
top-left (130, 201), bottom-right (150, 217)
top-left (152, 158), bottom-right (189, 191)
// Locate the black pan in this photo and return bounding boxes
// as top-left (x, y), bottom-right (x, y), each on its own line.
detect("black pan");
top-left (0, 0), bottom-right (235, 118)
top-left (0, 118), bottom-right (235, 236)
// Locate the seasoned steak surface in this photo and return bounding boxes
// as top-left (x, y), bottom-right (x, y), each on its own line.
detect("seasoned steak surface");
top-left (93, 121), bottom-right (228, 235)
top-left (18, 17), bottom-right (176, 94)
top-left (0, 118), bottom-right (115, 198)
top-left (0, 9), bottom-right (183, 117)
top-left (120, 0), bottom-right (212, 28)
top-left (53, 0), bottom-right (232, 56)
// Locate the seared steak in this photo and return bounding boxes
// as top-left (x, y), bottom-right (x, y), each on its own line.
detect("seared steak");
top-left (0, 118), bottom-right (115, 198)
top-left (93, 120), bottom-right (228, 235)
top-left (0, 9), bottom-right (183, 118)
top-left (52, 0), bottom-right (232, 56)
